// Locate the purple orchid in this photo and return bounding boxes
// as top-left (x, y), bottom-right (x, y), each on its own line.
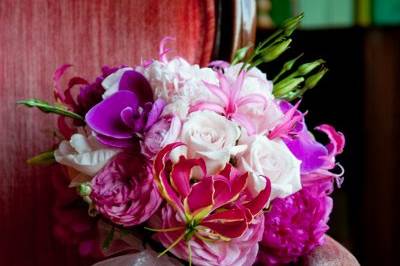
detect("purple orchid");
top-left (278, 101), bottom-right (328, 174)
top-left (85, 70), bottom-right (166, 149)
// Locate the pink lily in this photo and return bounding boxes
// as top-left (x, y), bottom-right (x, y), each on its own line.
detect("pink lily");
top-left (190, 71), bottom-right (269, 135)
top-left (268, 100), bottom-right (304, 140)
top-left (152, 142), bottom-right (271, 244)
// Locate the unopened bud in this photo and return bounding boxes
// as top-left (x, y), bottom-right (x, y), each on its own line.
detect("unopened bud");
top-left (262, 39), bottom-right (292, 62)
top-left (78, 182), bottom-right (92, 197)
top-left (232, 45), bottom-right (252, 65)
top-left (273, 77), bottom-right (304, 98)
top-left (304, 67), bottom-right (328, 89)
top-left (298, 59), bottom-right (325, 75)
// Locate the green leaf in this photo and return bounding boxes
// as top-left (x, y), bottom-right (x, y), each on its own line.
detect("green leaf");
top-left (17, 99), bottom-right (83, 121)
top-left (102, 226), bottom-right (115, 250)
top-left (27, 150), bottom-right (56, 165)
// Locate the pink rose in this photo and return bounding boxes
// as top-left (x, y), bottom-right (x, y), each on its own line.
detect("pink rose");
top-left (141, 116), bottom-right (181, 158)
top-left (90, 153), bottom-right (162, 226)
top-left (153, 205), bottom-right (265, 266)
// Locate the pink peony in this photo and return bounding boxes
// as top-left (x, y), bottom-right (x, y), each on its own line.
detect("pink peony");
top-left (153, 205), bottom-right (265, 266)
top-left (90, 153), bottom-right (162, 227)
top-left (257, 181), bottom-right (333, 265)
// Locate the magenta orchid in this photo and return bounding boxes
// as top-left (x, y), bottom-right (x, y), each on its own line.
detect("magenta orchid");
top-left (190, 71), bottom-right (269, 135)
top-left (151, 142), bottom-right (271, 261)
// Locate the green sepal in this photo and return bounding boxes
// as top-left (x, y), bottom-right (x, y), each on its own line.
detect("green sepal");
top-left (232, 44), bottom-right (253, 65)
top-left (17, 98), bottom-right (83, 121)
top-left (27, 150), bottom-right (56, 165)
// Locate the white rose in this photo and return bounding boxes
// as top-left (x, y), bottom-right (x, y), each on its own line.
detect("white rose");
top-left (101, 67), bottom-right (133, 99)
top-left (179, 110), bottom-right (244, 176)
top-left (54, 133), bottom-right (120, 176)
top-left (237, 134), bottom-right (301, 200)
top-left (137, 58), bottom-right (218, 107)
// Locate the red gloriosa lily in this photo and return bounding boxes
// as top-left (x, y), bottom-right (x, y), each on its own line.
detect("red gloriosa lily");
top-left (153, 142), bottom-right (271, 242)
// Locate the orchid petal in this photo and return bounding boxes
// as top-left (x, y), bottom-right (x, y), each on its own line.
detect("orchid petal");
top-left (118, 70), bottom-right (153, 104)
top-left (85, 91), bottom-right (138, 139)
top-left (315, 124), bottom-right (345, 156)
top-left (144, 98), bottom-right (166, 131)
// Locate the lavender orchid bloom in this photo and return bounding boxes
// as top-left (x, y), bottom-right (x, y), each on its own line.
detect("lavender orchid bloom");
top-left (85, 70), bottom-right (166, 148)
top-left (280, 101), bottom-right (328, 174)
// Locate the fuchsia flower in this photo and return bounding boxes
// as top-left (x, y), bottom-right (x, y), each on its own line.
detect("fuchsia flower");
top-left (150, 143), bottom-right (271, 265)
top-left (257, 181), bottom-right (333, 265)
top-left (85, 70), bottom-right (166, 148)
top-left (90, 153), bottom-right (162, 227)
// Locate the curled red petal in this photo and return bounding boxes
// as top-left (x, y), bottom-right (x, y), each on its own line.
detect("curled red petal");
top-left (243, 178), bottom-right (271, 216)
top-left (186, 177), bottom-right (214, 215)
top-left (171, 156), bottom-right (206, 198)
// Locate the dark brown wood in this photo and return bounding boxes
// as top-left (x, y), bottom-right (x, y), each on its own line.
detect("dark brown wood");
top-left (363, 28), bottom-right (400, 266)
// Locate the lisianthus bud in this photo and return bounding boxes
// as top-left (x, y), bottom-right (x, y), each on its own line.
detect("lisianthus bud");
top-left (262, 39), bottom-right (292, 63)
top-left (232, 44), bottom-right (252, 65)
top-left (304, 67), bottom-right (329, 90)
top-left (273, 77), bottom-right (304, 98)
top-left (298, 59), bottom-right (325, 75)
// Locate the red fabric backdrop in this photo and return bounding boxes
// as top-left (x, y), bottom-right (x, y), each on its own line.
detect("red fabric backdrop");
top-left (0, 1), bottom-right (214, 265)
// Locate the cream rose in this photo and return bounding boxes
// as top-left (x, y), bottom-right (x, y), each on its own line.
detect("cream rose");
top-left (179, 110), bottom-right (243, 176)
top-left (54, 133), bottom-right (120, 176)
top-left (237, 134), bottom-right (301, 200)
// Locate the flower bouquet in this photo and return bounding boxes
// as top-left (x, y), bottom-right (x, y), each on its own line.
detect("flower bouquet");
top-left (19, 14), bottom-right (345, 266)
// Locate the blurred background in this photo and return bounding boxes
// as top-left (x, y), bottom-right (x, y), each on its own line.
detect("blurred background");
top-left (255, 0), bottom-right (400, 265)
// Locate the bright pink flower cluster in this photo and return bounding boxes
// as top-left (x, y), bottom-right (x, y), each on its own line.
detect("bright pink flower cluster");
top-left (257, 181), bottom-right (333, 265)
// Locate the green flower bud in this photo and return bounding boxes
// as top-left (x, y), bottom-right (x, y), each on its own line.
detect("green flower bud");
top-left (262, 39), bottom-right (292, 63)
top-left (78, 182), bottom-right (92, 197)
top-left (273, 77), bottom-right (304, 98)
top-left (304, 67), bottom-right (329, 89)
top-left (297, 59), bottom-right (325, 75)
top-left (282, 13), bottom-right (304, 36)
top-left (232, 44), bottom-right (252, 65)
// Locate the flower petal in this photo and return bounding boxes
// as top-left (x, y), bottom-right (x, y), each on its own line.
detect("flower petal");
top-left (243, 178), bottom-right (271, 216)
top-left (171, 157), bottom-right (206, 198)
top-left (86, 90), bottom-right (138, 139)
top-left (118, 70), bottom-right (153, 104)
